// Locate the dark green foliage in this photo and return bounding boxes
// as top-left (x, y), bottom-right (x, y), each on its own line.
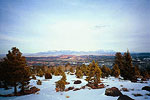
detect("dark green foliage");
top-left (51, 67), bottom-right (55, 75)
top-left (61, 72), bottom-right (67, 82)
top-left (133, 65), bottom-right (140, 77)
top-left (37, 80), bottom-right (42, 85)
top-left (55, 71), bottom-right (66, 91)
top-left (101, 65), bottom-right (111, 78)
top-left (45, 73), bottom-right (52, 79)
top-left (54, 66), bottom-right (63, 76)
top-left (112, 64), bottom-right (120, 78)
top-left (86, 60), bottom-right (102, 87)
top-left (54, 68), bottom-right (60, 76)
top-left (122, 50), bottom-right (134, 80)
top-left (57, 66), bottom-right (63, 74)
top-left (0, 47), bottom-right (31, 94)
top-left (115, 52), bottom-right (123, 74)
top-left (76, 70), bottom-right (83, 78)
top-left (81, 64), bottom-right (87, 76)
top-left (31, 75), bottom-right (36, 80)
top-left (37, 69), bottom-right (44, 77)
top-left (114, 50), bottom-right (140, 80)
top-left (56, 79), bottom-right (65, 91)
top-left (69, 67), bottom-right (74, 73)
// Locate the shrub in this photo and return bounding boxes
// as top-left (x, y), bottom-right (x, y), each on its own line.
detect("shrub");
top-left (75, 70), bottom-right (83, 78)
top-left (32, 75), bottom-right (36, 80)
top-left (45, 73), bottom-right (52, 79)
top-left (70, 67), bottom-right (74, 73)
top-left (56, 79), bottom-right (65, 91)
top-left (112, 64), bottom-right (120, 78)
top-left (101, 65), bottom-right (111, 78)
top-left (37, 80), bottom-right (42, 85)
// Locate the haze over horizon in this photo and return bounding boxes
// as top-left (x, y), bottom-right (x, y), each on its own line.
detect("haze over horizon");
top-left (0, 0), bottom-right (150, 54)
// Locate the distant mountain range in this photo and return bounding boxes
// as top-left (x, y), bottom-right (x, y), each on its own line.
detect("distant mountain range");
top-left (24, 50), bottom-right (116, 57)
top-left (1, 50), bottom-right (150, 58)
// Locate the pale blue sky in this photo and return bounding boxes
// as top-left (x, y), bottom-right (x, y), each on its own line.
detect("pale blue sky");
top-left (0, 0), bottom-right (150, 54)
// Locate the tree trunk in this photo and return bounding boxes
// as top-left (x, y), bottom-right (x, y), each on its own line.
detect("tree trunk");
top-left (14, 83), bottom-right (17, 95)
top-left (21, 83), bottom-right (25, 93)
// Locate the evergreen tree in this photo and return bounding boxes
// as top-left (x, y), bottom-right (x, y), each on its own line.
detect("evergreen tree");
top-left (54, 68), bottom-right (59, 76)
top-left (69, 67), bottom-right (74, 73)
top-left (86, 61), bottom-right (102, 87)
top-left (101, 65), bottom-right (111, 78)
top-left (122, 50), bottom-right (134, 80)
top-left (55, 71), bottom-right (66, 91)
top-left (76, 70), bottom-right (83, 78)
top-left (51, 67), bottom-right (55, 75)
top-left (61, 72), bottom-right (67, 82)
top-left (1, 47), bottom-right (30, 94)
top-left (38, 69), bottom-right (44, 77)
top-left (133, 65), bottom-right (140, 77)
top-left (112, 64), bottom-right (120, 78)
top-left (115, 52), bottom-right (123, 74)
top-left (57, 66), bottom-right (63, 75)
top-left (81, 64), bottom-right (87, 75)
top-left (56, 79), bottom-right (65, 91)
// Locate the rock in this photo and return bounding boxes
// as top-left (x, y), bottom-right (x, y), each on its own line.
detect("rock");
top-left (142, 86), bottom-right (150, 91)
top-left (81, 86), bottom-right (85, 89)
top-left (65, 82), bottom-right (70, 85)
top-left (73, 88), bottom-right (80, 91)
top-left (74, 80), bottom-right (82, 84)
top-left (117, 95), bottom-right (134, 100)
top-left (132, 93), bottom-right (143, 97)
top-left (121, 88), bottom-right (129, 92)
top-left (64, 88), bottom-right (69, 92)
top-left (105, 87), bottom-right (122, 97)
top-left (68, 87), bottom-right (74, 90)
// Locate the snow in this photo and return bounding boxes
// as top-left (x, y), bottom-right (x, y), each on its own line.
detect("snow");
top-left (0, 74), bottom-right (150, 100)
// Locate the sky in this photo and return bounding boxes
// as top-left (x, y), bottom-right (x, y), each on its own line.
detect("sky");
top-left (0, 0), bottom-right (150, 54)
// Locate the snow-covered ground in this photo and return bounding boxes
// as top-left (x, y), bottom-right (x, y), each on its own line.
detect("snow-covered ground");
top-left (0, 74), bottom-right (150, 100)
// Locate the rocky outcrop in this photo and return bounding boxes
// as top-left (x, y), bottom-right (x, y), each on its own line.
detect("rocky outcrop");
top-left (117, 95), bottom-right (134, 100)
top-left (74, 80), bottom-right (82, 84)
top-left (105, 87), bottom-right (122, 97)
top-left (142, 86), bottom-right (150, 91)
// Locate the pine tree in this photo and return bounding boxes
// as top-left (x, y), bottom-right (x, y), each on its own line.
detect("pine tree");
top-left (51, 67), bottom-right (55, 75)
top-left (81, 64), bottom-right (87, 75)
top-left (38, 69), bottom-right (44, 77)
top-left (86, 60), bottom-right (102, 87)
top-left (115, 52), bottom-right (123, 74)
top-left (56, 79), bottom-right (65, 91)
top-left (1, 47), bottom-right (31, 94)
top-left (55, 71), bottom-right (66, 91)
top-left (57, 66), bottom-right (63, 75)
top-left (122, 50), bottom-right (133, 80)
top-left (112, 64), bottom-right (120, 78)
top-left (61, 72), bottom-right (67, 82)
top-left (69, 67), bottom-right (74, 73)
top-left (54, 69), bottom-right (59, 76)
top-left (101, 65), bottom-right (111, 78)
top-left (133, 65), bottom-right (140, 77)
top-left (76, 70), bottom-right (83, 78)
